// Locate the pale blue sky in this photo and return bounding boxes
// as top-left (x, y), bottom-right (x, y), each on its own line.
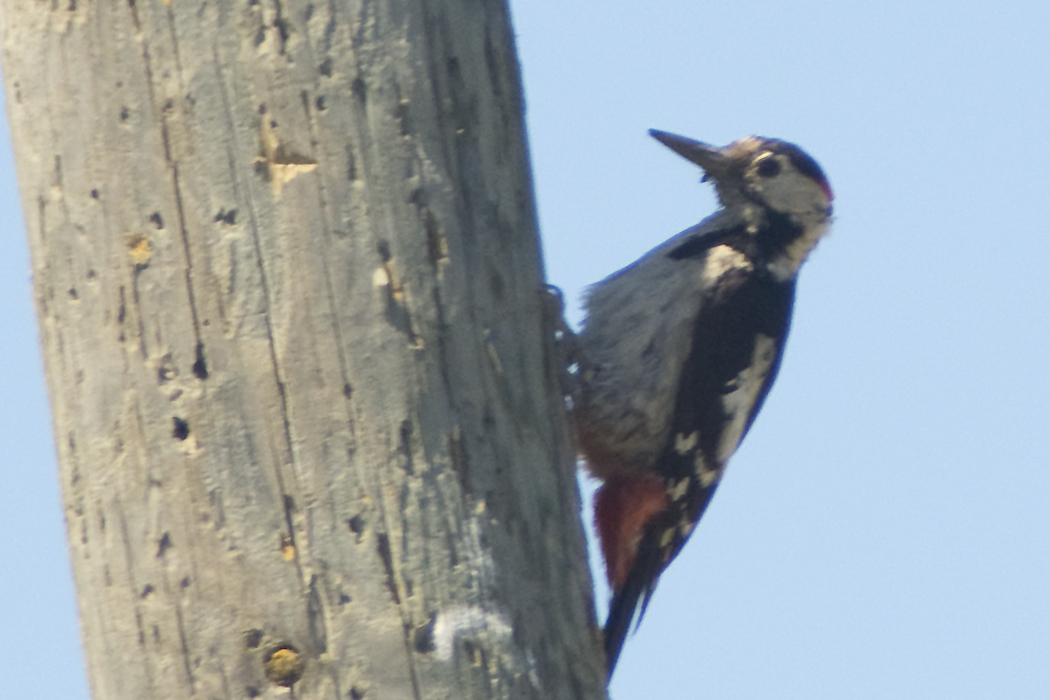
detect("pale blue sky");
top-left (3, 2), bottom-right (1049, 698)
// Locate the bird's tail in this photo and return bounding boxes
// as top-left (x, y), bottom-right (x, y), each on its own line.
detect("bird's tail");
top-left (602, 526), bottom-right (664, 678)
top-left (601, 478), bottom-right (721, 678)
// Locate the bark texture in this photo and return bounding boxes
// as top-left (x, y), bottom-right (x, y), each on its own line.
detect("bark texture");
top-left (1, 1), bottom-right (604, 698)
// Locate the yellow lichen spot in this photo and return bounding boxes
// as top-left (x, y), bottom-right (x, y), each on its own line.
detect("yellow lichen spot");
top-left (128, 235), bottom-right (152, 266)
top-left (264, 646), bottom-right (304, 687)
top-left (372, 259), bottom-right (405, 301)
top-left (281, 534), bottom-right (296, 561)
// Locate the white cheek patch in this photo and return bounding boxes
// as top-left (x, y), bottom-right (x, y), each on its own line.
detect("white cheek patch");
top-left (759, 168), bottom-right (833, 281)
top-left (759, 166), bottom-right (828, 215)
top-left (717, 334), bottom-right (777, 462)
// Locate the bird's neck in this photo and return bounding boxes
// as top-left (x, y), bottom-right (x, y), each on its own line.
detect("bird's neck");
top-left (739, 203), bottom-right (830, 281)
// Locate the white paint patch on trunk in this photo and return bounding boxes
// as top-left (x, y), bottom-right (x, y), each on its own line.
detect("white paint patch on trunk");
top-left (433, 605), bottom-right (513, 662)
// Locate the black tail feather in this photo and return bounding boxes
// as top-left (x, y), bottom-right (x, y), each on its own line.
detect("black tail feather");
top-left (602, 530), bottom-right (664, 678)
top-left (602, 480), bottom-right (721, 678)
top-left (603, 577), bottom-right (643, 678)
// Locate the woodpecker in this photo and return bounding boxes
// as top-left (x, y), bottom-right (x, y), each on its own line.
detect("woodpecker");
top-left (572, 129), bottom-right (833, 676)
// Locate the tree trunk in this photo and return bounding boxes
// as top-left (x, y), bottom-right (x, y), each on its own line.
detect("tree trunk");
top-left (0, 1), bottom-right (605, 698)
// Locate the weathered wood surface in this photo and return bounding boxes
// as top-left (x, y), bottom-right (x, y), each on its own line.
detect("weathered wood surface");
top-left (0, 1), bottom-right (604, 698)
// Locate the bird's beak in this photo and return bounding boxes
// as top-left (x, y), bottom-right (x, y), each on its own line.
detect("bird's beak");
top-left (649, 129), bottom-right (731, 180)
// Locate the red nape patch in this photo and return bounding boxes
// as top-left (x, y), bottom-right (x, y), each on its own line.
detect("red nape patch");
top-left (594, 475), bottom-right (670, 591)
top-left (820, 179), bottom-right (834, 202)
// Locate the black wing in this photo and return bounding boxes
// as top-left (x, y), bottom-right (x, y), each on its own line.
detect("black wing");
top-left (603, 269), bottom-right (797, 677)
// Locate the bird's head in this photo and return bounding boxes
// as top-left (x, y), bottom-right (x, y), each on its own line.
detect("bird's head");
top-left (650, 130), bottom-right (833, 222)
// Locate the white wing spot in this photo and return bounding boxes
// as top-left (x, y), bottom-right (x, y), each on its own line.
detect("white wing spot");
top-left (693, 455), bottom-right (723, 487)
top-left (674, 431), bottom-right (699, 454)
top-left (667, 477), bottom-right (691, 501)
top-left (699, 467), bottom-right (722, 488)
top-left (718, 334), bottom-right (777, 463)
top-left (702, 244), bottom-right (752, 286)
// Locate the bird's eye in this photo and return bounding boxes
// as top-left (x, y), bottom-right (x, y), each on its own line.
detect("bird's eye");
top-left (756, 156), bottom-right (781, 178)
